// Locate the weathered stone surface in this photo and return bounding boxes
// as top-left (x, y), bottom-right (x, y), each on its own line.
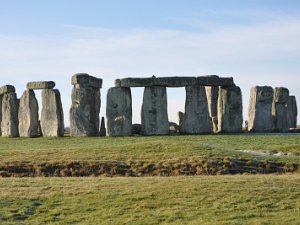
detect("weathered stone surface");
top-left (141, 86), bottom-right (169, 135)
top-left (0, 85), bottom-right (15, 95)
top-left (116, 76), bottom-right (234, 87)
top-left (18, 90), bottom-right (39, 137)
top-left (205, 86), bottom-right (219, 132)
top-left (26, 81), bottom-right (55, 90)
top-left (1, 93), bottom-right (19, 137)
top-left (272, 87), bottom-right (289, 132)
top-left (218, 86), bottom-right (243, 133)
top-left (180, 86), bottom-right (212, 134)
top-left (41, 89), bottom-right (64, 137)
top-left (169, 122), bottom-right (179, 134)
top-left (106, 87), bottom-right (132, 136)
top-left (248, 86), bottom-right (274, 132)
top-left (71, 73), bottom-right (102, 88)
top-left (70, 85), bottom-right (101, 137)
top-left (99, 117), bottom-right (106, 136)
top-left (287, 96), bottom-right (297, 128)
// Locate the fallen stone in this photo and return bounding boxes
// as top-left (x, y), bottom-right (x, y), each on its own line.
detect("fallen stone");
top-left (116, 76), bottom-right (234, 87)
top-left (141, 86), bottom-right (169, 135)
top-left (272, 87), bottom-right (289, 132)
top-left (287, 96), bottom-right (297, 128)
top-left (26, 81), bottom-right (55, 90)
top-left (218, 86), bottom-right (243, 133)
top-left (1, 92), bottom-right (19, 137)
top-left (70, 85), bottom-right (101, 136)
top-left (41, 89), bottom-right (64, 137)
top-left (180, 86), bottom-right (212, 134)
top-left (18, 90), bottom-right (39, 137)
top-left (0, 85), bottom-right (15, 95)
top-left (106, 87), bottom-right (132, 136)
top-left (248, 86), bottom-right (274, 132)
top-left (71, 73), bottom-right (102, 88)
top-left (99, 117), bottom-right (106, 136)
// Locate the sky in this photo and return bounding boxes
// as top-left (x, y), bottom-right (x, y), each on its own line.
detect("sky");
top-left (0, 0), bottom-right (299, 126)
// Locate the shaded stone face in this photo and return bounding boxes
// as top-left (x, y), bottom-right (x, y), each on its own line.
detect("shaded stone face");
top-left (18, 90), bottom-right (39, 137)
top-left (272, 87), bottom-right (289, 132)
top-left (41, 89), bottom-right (64, 137)
top-left (26, 81), bottom-right (55, 90)
top-left (0, 85), bottom-right (15, 95)
top-left (106, 87), bottom-right (132, 136)
top-left (70, 74), bottom-right (102, 137)
top-left (180, 86), bottom-right (212, 134)
top-left (248, 86), bottom-right (274, 132)
top-left (99, 117), bottom-right (106, 137)
top-left (218, 86), bottom-right (243, 133)
top-left (116, 76), bottom-right (234, 87)
top-left (287, 96), bottom-right (297, 128)
top-left (141, 86), bottom-right (169, 135)
top-left (1, 92), bottom-right (19, 137)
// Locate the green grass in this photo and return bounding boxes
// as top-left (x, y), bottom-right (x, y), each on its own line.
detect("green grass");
top-left (0, 134), bottom-right (299, 163)
top-left (0, 176), bottom-right (300, 224)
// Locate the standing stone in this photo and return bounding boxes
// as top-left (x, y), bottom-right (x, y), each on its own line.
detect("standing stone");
top-left (106, 87), bottom-right (132, 136)
top-left (99, 117), bottom-right (106, 136)
top-left (18, 90), bottom-right (39, 137)
top-left (287, 96), bottom-right (297, 128)
top-left (141, 86), bottom-right (169, 135)
top-left (205, 86), bottom-right (219, 132)
top-left (181, 86), bottom-right (212, 134)
top-left (41, 89), bottom-right (64, 137)
top-left (70, 73), bottom-right (102, 136)
top-left (218, 86), bottom-right (243, 133)
top-left (1, 92), bottom-right (19, 137)
top-left (272, 87), bottom-right (289, 132)
top-left (248, 86), bottom-right (274, 132)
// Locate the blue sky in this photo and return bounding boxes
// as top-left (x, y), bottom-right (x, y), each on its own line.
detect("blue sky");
top-left (1, 0), bottom-right (299, 125)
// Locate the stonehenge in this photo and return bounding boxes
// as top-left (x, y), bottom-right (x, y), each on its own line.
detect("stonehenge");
top-left (0, 85), bottom-right (19, 137)
top-left (180, 86), bottom-right (212, 134)
top-left (218, 86), bottom-right (243, 133)
top-left (18, 90), bottom-right (39, 137)
top-left (248, 86), bottom-right (274, 132)
top-left (41, 89), bottom-right (64, 137)
top-left (141, 86), bottom-right (169, 135)
top-left (0, 75), bottom-right (299, 138)
top-left (70, 73), bottom-right (102, 136)
top-left (106, 87), bottom-right (132, 136)
top-left (287, 96), bottom-right (297, 129)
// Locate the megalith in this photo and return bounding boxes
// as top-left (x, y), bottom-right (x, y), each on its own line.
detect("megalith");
top-left (141, 86), bottom-right (169, 135)
top-left (106, 87), bottom-right (132, 136)
top-left (286, 96), bottom-right (297, 129)
top-left (99, 117), bottom-right (106, 136)
top-left (41, 89), bottom-right (64, 137)
top-left (248, 86), bottom-right (274, 132)
top-left (180, 86), bottom-right (212, 134)
top-left (70, 73), bottom-right (102, 136)
top-left (18, 90), bottom-right (39, 137)
top-left (0, 85), bottom-right (19, 137)
top-left (218, 86), bottom-right (243, 133)
top-left (272, 87), bottom-right (289, 132)
top-left (205, 86), bottom-right (219, 132)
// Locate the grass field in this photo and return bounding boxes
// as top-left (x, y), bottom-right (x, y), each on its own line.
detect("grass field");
top-left (0, 134), bottom-right (300, 224)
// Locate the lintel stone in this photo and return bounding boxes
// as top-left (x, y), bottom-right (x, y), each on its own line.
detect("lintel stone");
top-left (115, 75), bottom-right (234, 87)
top-left (27, 81), bottom-right (55, 90)
top-left (71, 73), bottom-right (102, 88)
